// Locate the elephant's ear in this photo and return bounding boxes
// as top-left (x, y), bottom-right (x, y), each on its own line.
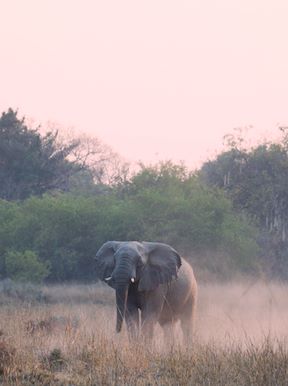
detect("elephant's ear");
top-left (138, 242), bottom-right (182, 291)
top-left (95, 241), bottom-right (121, 281)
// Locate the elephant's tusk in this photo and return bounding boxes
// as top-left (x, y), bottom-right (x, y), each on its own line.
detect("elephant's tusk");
top-left (131, 277), bottom-right (135, 283)
top-left (105, 276), bottom-right (112, 281)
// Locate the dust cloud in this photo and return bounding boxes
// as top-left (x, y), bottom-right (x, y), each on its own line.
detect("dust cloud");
top-left (196, 281), bottom-right (288, 346)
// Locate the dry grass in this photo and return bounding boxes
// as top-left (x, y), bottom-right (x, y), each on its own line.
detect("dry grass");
top-left (1, 281), bottom-right (288, 385)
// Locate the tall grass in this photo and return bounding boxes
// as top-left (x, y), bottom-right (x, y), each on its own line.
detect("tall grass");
top-left (1, 281), bottom-right (288, 385)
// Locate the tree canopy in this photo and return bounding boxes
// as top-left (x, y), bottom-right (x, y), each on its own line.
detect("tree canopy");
top-left (0, 109), bottom-right (83, 200)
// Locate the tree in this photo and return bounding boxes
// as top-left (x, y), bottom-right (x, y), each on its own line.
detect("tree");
top-left (55, 130), bottom-right (131, 187)
top-left (0, 109), bottom-right (81, 200)
top-left (200, 131), bottom-right (288, 278)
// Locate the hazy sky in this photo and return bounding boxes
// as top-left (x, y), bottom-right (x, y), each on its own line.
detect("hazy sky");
top-left (1, 0), bottom-right (288, 168)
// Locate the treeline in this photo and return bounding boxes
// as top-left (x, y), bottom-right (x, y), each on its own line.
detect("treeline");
top-left (0, 109), bottom-right (287, 282)
top-left (0, 164), bottom-right (258, 282)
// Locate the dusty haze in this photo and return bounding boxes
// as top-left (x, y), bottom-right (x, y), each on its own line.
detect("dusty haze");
top-left (197, 281), bottom-right (288, 346)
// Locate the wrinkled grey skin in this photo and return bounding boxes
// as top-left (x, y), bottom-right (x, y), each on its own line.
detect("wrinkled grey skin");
top-left (95, 241), bottom-right (197, 343)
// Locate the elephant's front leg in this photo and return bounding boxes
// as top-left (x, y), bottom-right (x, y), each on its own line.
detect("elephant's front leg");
top-left (140, 288), bottom-right (165, 343)
top-left (125, 302), bottom-right (140, 340)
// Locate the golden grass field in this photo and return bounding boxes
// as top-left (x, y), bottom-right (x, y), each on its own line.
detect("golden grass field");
top-left (1, 280), bottom-right (288, 385)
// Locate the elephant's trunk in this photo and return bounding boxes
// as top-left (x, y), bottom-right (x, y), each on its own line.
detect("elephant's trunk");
top-left (112, 256), bottom-right (135, 333)
top-left (115, 285), bottom-right (128, 333)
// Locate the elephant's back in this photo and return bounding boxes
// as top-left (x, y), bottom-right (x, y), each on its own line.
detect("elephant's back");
top-left (160, 258), bottom-right (197, 323)
top-left (178, 258), bottom-right (197, 295)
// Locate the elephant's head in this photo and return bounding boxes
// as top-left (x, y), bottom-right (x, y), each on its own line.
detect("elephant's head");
top-left (95, 241), bottom-right (181, 333)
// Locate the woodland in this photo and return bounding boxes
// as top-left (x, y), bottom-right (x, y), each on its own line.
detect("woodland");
top-left (0, 108), bottom-right (288, 282)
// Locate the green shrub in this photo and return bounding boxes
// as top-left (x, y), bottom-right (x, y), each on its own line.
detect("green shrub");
top-left (5, 250), bottom-right (50, 283)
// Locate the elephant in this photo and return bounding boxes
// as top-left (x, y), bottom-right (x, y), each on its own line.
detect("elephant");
top-left (95, 241), bottom-right (197, 344)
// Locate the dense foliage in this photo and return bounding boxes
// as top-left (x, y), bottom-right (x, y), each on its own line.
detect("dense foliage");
top-left (0, 167), bottom-right (259, 282)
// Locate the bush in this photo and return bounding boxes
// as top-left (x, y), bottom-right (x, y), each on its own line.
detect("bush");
top-left (5, 250), bottom-right (50, 283)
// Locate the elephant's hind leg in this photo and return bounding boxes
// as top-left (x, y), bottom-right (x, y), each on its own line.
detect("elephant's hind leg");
top-left (179, 294), bottom-right (196, 347)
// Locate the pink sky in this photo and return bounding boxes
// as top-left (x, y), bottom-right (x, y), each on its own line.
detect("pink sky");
top-left (1, 0), bottom-right (288, 168)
